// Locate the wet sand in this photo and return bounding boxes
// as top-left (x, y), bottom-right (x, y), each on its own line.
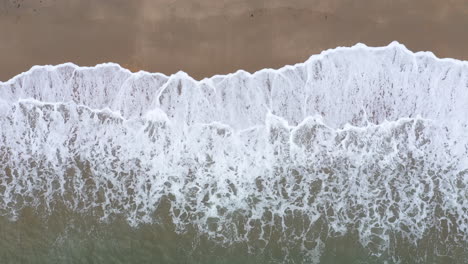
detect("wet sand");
top-left (0, 0), bottom-right (467, 81)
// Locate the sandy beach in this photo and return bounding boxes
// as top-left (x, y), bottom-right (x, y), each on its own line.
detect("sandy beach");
top-left (1, 0), bottom-right (467, 81)
top-left (2, 1), bottom-right (468, 263)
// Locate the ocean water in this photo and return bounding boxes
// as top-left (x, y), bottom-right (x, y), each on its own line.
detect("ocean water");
top-left (0, 42), bottom-right (467, 263)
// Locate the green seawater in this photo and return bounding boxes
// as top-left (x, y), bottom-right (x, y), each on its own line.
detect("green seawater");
top-left (1, 199), bottom-right (466, 264)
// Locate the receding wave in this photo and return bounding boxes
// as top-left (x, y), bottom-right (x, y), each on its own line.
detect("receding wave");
top-left (1, 42), bottom-right (468, 263)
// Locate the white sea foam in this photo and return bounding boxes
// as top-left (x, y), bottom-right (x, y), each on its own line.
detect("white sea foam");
top-left (1, 42), bottom-right (468, 262)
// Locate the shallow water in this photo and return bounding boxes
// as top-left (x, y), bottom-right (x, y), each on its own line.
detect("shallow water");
top-left (0, 202), bottom-right (466, 263)
top-left (1, 43), bottom-right (468, 263)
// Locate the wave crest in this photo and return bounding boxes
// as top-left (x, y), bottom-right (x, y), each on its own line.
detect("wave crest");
top-left (1, 42), bottom-right (468, 262)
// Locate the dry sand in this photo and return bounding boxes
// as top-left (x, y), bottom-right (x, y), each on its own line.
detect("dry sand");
top-left (0, 0), bottom-right (467, 81)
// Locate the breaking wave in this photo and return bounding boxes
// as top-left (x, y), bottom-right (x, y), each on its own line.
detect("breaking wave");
top-left (1, 42), bottom-right (468, 262)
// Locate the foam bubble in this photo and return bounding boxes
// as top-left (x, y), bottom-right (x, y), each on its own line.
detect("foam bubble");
top-left (1, 42), bottom-right (468, 262)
